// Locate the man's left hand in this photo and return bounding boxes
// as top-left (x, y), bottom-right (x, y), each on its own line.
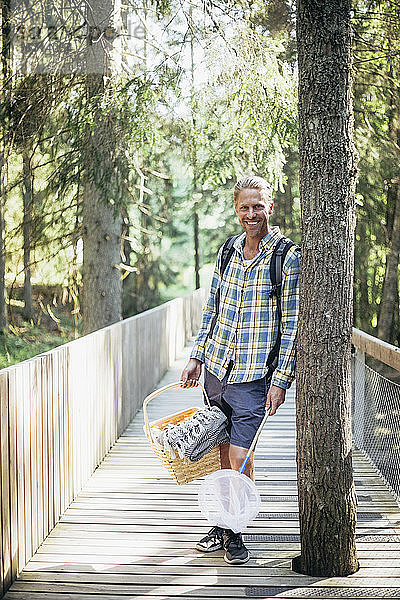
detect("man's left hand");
top-left (266, 385), bottom-right (286, 416)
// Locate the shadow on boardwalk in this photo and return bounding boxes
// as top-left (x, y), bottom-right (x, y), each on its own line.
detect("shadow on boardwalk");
top-left (5, 346), bottom-right (400, 599)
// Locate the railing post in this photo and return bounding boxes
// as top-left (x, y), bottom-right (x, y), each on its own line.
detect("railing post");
top-left (353, 349), bottom-right (365, 451)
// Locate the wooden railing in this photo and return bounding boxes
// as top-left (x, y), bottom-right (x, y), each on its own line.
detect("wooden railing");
top-left (352, 327), bottom-right (400, 504)
top-left (352, 328), bottom-right (400, 372)
top-left (0, 289), bottom-right (205, 596)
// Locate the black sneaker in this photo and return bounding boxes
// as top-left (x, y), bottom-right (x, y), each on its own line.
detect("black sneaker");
top-left (223, 530), bottom-right (250, 564)
top-left (196, 526), bottom-right (224, 552)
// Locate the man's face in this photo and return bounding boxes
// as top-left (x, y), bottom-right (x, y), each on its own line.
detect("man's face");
top-left (235, 188), bottom-right (273, 240)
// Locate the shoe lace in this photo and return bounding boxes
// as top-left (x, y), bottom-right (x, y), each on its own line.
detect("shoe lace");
top-left (208, 525), bottom-right (223, 538)
top-left (226, 532), bottom-right (242, 548)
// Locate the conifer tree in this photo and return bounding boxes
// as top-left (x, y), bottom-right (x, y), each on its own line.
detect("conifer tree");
top-left (294, 0), bottom-right (359, 576)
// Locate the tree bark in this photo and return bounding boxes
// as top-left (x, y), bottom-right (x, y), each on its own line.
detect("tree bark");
top-left (190, 6), bottom-right (200, 291)
top-left (0, 0), bottom-right (11, 333)
top-left (377, 181), bottom-right (400, 342)
top-left (354, 216), bottom-right (370, 331)
top-left (22, 151), bottom-right (33, 321)
top-left (293, 0), bottom-right (359, 577)
top-left (0, 151), bottom-right (7, 333)
top-left (81, 0), bottom-right (122, 335)
top-left (377, 73), bottom-right (400, 344)
top-left (194, 209), bottom-right (200, 290)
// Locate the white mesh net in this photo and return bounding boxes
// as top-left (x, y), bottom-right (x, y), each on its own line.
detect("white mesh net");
top-left (198, 469), bottom-right (261, 533)
top-left (353, 354), bottom-right (400, 504)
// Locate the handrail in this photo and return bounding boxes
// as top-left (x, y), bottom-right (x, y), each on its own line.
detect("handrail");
top-left (352, 327), bottom-right (400, 371)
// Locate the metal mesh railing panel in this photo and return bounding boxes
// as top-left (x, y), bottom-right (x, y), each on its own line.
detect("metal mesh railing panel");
top-left (353, 354), bottom-right (400, 504)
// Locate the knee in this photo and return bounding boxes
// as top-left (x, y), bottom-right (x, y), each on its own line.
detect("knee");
top-left (229, 444), bottom-right (248, 471)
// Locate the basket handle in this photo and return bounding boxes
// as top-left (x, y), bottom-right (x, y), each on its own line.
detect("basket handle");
top-left (143, 381), bottom-right (210, 441)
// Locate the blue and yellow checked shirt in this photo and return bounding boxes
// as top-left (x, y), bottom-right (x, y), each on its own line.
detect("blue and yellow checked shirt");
top-left (190, 227), bottom-right (300, 389)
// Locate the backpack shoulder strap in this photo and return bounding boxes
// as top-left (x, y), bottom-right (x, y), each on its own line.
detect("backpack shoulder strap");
top-left (208, 235), bottom-right (240, 340)
top-left (270, 237), bottom-right (297, 298)
top-left (218, 234), bottom-right (240, 277)
top-left (267, 237), bottom-right (299, 370)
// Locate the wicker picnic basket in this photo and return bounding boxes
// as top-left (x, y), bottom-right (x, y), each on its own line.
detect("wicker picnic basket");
top-left (143, 381), bottom-right (221, 485)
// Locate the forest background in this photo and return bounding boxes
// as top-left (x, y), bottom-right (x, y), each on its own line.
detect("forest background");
top-left (0, 0), bottom-right (399, 368)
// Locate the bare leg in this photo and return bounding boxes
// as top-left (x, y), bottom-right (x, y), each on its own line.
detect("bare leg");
top-left (219, 443), bottom-right (231, 469)
top-left (228, 444), bottom-right (254, 481)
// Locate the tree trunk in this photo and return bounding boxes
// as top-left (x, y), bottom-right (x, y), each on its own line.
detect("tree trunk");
top-left (0, 0), bottom-right (11, 333)
top-left (22, 151), bottom-right (33, 321)
top-left (377, 181), bottom-right (400, 342)
top-left (0, 152), bottom-right (7, 333)
top-left (190, 6), bottom-right (200, 291)
top-left (81, 0), bottom-right (122, 335)
top-left (194, 209), bottom-right (200, 289)
top-left (293, 0), bottom-right (359, 577)
top-left (354, 216), bottom-right (370, 331)
top-left (377, 74), bottom-right (400, 344)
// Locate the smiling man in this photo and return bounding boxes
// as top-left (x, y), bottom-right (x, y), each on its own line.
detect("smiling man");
top-left (181, 175), bottom-right (300, 565)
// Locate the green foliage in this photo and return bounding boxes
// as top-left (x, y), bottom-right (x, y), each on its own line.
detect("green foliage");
top-left (1, 0), bottom-right (399, 357)
top-left (0, 324), bottom-right (69, 369)
top-left (352, 0), bottom-right (400, 343)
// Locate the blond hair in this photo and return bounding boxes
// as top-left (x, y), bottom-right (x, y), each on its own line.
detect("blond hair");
top-left (233, 175), bottom-right (273, 206)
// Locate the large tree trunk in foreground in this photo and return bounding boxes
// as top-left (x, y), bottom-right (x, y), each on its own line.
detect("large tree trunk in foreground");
top-left (293, 0), bottom-right (359, 577)
top-left (82, 0), bottom-right (122, 335)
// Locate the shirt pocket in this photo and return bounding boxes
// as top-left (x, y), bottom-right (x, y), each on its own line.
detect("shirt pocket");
top-left (251, 265), bottom-right (277, 327)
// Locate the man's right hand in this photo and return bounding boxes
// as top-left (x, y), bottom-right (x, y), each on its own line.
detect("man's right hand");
top-left (180, 358), bottom-right (202, 388)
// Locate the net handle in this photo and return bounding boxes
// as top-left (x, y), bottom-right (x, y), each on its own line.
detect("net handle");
top-left (143, 381), bottom-right (210, 440)
top-left (239, 410), bottom-right (271, 474)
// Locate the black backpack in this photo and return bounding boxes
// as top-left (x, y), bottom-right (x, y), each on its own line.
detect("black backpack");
top-left (208, 235), bottom-right (298, 372)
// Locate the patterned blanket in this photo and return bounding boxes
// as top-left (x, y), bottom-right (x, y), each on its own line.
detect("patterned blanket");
top-left (150, 406), bottom-right (230, 462)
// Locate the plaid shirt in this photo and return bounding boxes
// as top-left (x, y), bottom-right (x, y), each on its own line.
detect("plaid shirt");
top-left (190, 227), bottom-right (300, 389)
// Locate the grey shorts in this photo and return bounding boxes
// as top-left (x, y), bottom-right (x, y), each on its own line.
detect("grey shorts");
top-left (203, 365), bottom-right (272, 450)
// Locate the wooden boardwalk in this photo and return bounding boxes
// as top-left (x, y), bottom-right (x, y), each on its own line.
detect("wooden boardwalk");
top-left (4, 347), bottom-right (400, 600)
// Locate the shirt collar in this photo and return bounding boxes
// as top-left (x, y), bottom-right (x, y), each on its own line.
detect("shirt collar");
top-left (233, 226), bottom-right (282, 255)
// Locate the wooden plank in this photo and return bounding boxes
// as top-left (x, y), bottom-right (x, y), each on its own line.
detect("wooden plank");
top-left (14, 568), bottom-right (400, 583)
top-left (57, 349), bottom-right (66, 517)
top-left (35, 358), bottom-right (44, 548)
top-left (65, 347), bottom-right (73, 509)
top-left (0, 372), bottom-right (4, 596)
top-left (24, 549), bottom-right (400, 562)
top-left (30, 361), bottom-right (38, 556)
top-left (93, 333), bottom-right (99, 478)
top-left (7, 593), bottom-right (400, 600)
top-left (15, 571), bottom-right (320, 584)
top-left (110, 326), bottom-right (121, 447)
top-left (8, 594), bottom-right (400, 600)
top-left (52, 350), bottom-right (61, 526)
top-left (7, 369), bottom-right (18, 582)
top-left (46, 354), bottom-right (55, 533)
top-left (41, 356), bottom-right (49, 537)
top-left (20, 559), bottom-right (400, 573)
top-left (352, 327), bottom-right (400, 370)
top-left (0, 371), bottom-right (10, 593)
top-left (15, 363), bottom-right (25, 573)
top-left (8, 579), bottom-right (400, 594)
top-left (22, 363), bottom-right (32, 565)
top-left (59, 348), bottom-right (66, 513)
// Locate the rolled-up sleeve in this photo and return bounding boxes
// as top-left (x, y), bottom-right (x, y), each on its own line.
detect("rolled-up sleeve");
top-left (271, 248), bottom-right (300, 389)
top-left (190, 247), bottom-right (223, 363)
